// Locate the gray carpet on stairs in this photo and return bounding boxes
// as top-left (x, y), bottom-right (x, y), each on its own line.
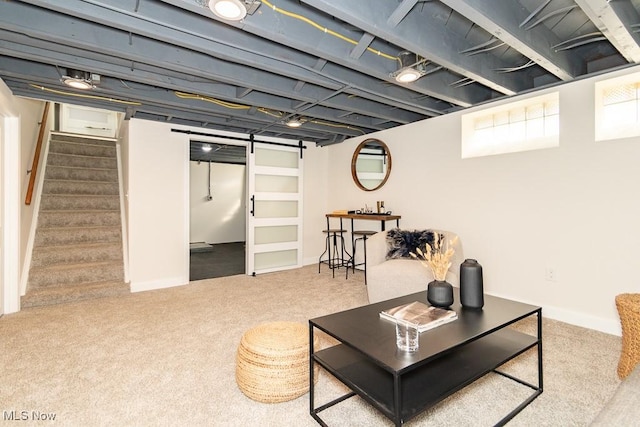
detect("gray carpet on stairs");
top-left (22, 133), bottom-right (129, 308)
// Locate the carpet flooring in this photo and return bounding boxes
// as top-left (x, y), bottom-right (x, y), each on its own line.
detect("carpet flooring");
top-left (0, 265), bottom-right (623, 426)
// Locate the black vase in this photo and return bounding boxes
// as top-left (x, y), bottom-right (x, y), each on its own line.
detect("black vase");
top-left (460, 259), bottom-right (484, 309)
top-left (427, 280), bottom-right (454, 308)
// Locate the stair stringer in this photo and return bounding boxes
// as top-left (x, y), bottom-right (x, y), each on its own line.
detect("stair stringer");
top-left (116, 142), bottom-right (130, 284)
top-left (19, 130), bottom-right (51, 297)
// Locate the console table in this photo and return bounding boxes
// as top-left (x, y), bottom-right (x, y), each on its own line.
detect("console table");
top-left (309, 290), bottom-right (542, 426)
top-left (325, 212), bottom-right (401, 232)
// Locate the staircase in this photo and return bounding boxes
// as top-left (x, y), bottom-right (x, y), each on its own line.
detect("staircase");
top-left (22, 133), bottom-right (129, 308)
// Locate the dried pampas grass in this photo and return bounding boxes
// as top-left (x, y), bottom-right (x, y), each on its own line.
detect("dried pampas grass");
top-left (410, 235), bottom-right (458, 281)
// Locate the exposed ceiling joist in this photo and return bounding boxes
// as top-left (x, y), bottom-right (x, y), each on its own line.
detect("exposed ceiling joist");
top-left (0, 0), bottom-right (636, 144)
top-left (440, 0), bottom-right (580, 80)
top-left (575, 0), bottom-right (640, 63)
top-left (169, 0), bottom-right (488, 107)
top-left (302, 0), bottom-right (546, 97)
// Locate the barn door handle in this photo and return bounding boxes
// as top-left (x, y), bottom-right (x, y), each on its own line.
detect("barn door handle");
top-left (250, 195), bottom-right (255, 216)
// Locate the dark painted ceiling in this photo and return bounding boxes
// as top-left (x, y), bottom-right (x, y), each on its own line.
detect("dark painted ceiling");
top-left (1, 0), bottom-right (639, 146)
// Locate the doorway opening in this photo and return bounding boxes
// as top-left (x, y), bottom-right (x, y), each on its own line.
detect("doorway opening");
top-left (189, 140), bottom-right (246, 281)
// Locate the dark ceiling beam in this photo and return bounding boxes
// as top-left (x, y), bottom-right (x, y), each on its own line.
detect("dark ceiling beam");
top-left (0, 42), bottom-right (406, 134)
top-left (0, 36), bottom-right (308, 116)
top-left (7, 79), bottom-right (360, 142)
top-left (135, 104), bottom-right (351, 140)
top-left (6, 82), bottom-right (130, 115)
top-left (236, 87), bottom-right (253, 98)
top-left (0, 50), bottom-right (390, 134)
top-left (574, 0), bottom-right (640, 63)
top-left (439, 0), bottom-right (581, 80)
top-left (299, 0), bottom-right (527, 95)
top-left (387, 0), bottom-right (420, 28)
top-left (162, 0), bottom-right (493, 107)
top-left (0, 6), bottom-right (426, 126)
top-left (20, 0), bottom-right (445, 117)
top-left (136, 111), bottom-right (336, 142)
top-left (350, 33), bottom-right (375, 59)
top-left (0, 60), bottom-right (378, 138)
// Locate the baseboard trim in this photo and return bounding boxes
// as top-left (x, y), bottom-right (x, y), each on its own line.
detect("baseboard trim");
top-left (489, 291), bottom-right (621, 336)
top-left (303, 257), bottom-right (319, 267)
top-left (130, 276), bottom-right (188, 293)
top-left (541, 304), bottom-right (621, 336)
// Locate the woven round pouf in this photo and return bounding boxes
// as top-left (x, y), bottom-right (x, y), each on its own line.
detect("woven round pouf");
top-left (615, 293), bottom-right (640, 379)
top-left (236, 321), bottom-right (319, 403)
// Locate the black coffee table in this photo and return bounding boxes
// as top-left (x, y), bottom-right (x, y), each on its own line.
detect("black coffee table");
top-left (309, 289), bottom-right (542, 426)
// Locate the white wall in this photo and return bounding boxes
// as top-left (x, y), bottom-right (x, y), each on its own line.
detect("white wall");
top-left (0, 78), bottom-right (50, 313)
top-left (325, 65), bottom-right (640, 335)
top-left (116, 120), bottom-right (130, 283)
top-left (302, 143), bottom-right (330, 265)
top-left (189, 161), bottom-right (246, 244)
top-left (0, 79), bottom-right (19, 314)
top-left (127, 119), bottom-right (189, 292)
top-left (118, 119), bottom-right (130, 193)
top-left (18, 98), bottom-right (51, 289)
top-left (126, 119), bottom-right (330, 289)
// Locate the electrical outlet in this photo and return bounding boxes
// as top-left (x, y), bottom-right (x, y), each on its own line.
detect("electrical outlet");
top-left (544, 267), bottom-right (556, 282)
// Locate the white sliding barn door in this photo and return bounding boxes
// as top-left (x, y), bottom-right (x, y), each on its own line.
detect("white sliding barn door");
top-left (246, 141), bottom-right (303, 275)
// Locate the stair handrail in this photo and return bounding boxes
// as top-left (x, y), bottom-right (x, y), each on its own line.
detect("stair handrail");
top-left (25, 102), bottom-right (50, 205)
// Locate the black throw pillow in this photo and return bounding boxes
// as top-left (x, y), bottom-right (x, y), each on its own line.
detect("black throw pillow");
top-left (386, 228), bottom-right (438, 259)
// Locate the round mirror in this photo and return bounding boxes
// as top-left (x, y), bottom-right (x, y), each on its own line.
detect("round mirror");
top-left (351, 138), bottom-right (392, 191)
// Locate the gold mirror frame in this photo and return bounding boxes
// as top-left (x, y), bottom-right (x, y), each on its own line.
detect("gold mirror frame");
top-left (351, 138), bottom-right (392, 191)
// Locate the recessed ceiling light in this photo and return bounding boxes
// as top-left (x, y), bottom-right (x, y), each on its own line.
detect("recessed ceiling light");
top-left (392, 51), bottom-right (426, 83)
top-left (286, 117), bottom-right (304, 128)
top-left (394, 68), bottom-right (422, 83)
top-left (61, 69), bottom-right (94, 90)
top-left (208, 0), bottom-right (247, 21)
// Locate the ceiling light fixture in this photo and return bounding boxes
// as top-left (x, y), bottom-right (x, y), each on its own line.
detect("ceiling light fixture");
top-left (285, 116), bottom-right (304, 128)
top-left (61, 69), bottom-right (95, 90)
top-left (395, 67), bottom-right (422, 83)
top-left (207, 0), bottom-right (261, 21)
top-left (202, 143), bottom-right (213, 152)
top-left (392, 51), bottom-right (427, 83)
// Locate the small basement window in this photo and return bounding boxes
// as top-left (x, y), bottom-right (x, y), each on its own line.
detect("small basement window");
top-left (595, 72), bottom-right (640, 141)
top-left (461, 93), bottom-right (559, 158)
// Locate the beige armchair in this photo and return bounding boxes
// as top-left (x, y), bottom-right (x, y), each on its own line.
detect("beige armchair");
top-left (365, 229), bottom-right (464, 304)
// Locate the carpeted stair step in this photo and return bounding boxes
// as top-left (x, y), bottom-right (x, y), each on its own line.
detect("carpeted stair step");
top-left (45, 165), bottom-right (118, 182)
top-left (42, 179), bottom-right (119, 196)
top-left (49, 139), bottom-right (116, 158)
top-left (34, 225), bottom-right (121, 247)
top-left (40, 194), bottom-right (120, 211)
top-left (24, 133), bottom-right (128, 308)
top-left (20, 280), bottom-right (130, 309)
top-left (37, 210), bottom-right (121, 228)
top-left (28, 261), bottom-right (124, 288)
top-left (51, 134), bottom-right (117, 146)
top-left (47, 152), bottom-right (117, 169)
top-left (30, 242), bottom-right (123, 268)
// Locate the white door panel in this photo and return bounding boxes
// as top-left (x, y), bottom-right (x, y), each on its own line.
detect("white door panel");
top-left (247, 143), bottom-right (303, 275)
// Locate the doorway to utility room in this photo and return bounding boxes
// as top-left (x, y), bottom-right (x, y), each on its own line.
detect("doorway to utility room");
top-left (189, 140), bottom-right (247, 281)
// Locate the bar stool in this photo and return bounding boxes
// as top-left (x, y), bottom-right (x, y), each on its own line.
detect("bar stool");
top-left (346, 230), bottom-right (377, 285)
top-left (318, 228), bottom-right (349, 277)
